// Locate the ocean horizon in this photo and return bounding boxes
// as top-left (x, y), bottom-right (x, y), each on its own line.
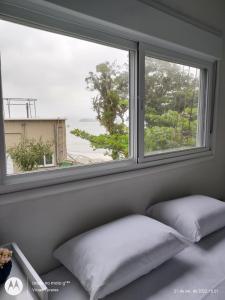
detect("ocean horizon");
top-left (66, 120), bottom-right (107, 155)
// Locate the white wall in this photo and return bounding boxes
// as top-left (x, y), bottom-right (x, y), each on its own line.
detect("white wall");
top-left (39, 0), bottom-right (223, 59)
top-left (0, 0), bottom-right (225, 275)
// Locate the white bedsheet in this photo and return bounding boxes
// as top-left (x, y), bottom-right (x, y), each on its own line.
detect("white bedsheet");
top-left (42, 227), bottom-right (225, 300)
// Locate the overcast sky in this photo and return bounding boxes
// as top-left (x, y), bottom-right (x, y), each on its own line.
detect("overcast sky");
top-left (0, 19), bottom-right (128, 126)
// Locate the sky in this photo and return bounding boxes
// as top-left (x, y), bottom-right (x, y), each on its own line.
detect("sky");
top-left (0, 19), bottom-right (128, 126)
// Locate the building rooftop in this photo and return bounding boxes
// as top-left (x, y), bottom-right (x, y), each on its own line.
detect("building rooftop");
top-left (4, 118), bottom-right (67, 121)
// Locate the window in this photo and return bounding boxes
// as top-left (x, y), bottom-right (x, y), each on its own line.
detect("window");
top-left (0, 19), bottom-right (131, 175)
top-left (138, 44), bottom-right (214, 163)
top-left (144, 57), bottom-right (202, 155)
top-left (0, 9), bottom-right (216, 191)
top-left (38, 154), bottom-right (54, 168)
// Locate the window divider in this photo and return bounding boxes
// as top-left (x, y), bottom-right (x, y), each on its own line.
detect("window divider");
top-left (0, 57), bottom-right (7, 184)
top-left (129, 50), bottom-right (138, 162)
top-left (137, 43), bottom-right (145, 162)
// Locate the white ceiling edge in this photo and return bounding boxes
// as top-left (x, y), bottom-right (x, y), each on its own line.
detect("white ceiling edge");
top-left (138, 0), bottom-right (222, 37)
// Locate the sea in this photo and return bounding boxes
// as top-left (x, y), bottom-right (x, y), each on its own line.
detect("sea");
top-left (66, 120), bottom-right (107, 156)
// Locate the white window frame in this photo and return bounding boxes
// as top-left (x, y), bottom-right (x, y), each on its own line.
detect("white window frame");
top-left (38, 154), bottom-right (55, 168)
top-left (0, 8), bottom-right (138, 192)
top-left (0, 1), bottom-right (217, 193)
top-left (138, 42), bottom-right (215, 164)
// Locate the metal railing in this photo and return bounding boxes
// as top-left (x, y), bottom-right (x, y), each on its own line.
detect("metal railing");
top-left (3, 98), bottom-right (37, 118)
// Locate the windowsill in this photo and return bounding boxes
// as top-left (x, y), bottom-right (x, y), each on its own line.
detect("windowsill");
top-left (0, 149), bottom-right (214, 196)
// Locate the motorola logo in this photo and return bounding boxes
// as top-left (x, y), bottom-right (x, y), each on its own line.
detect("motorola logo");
top-left (4, 277), bottom-right (23, 296)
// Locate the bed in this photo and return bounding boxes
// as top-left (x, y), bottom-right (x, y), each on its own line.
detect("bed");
top-left (42, 226), bottom-right (225, 300)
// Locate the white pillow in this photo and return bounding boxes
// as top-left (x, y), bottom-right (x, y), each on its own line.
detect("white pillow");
top-left (54, 214), bottom-right (187, 300)
top-left (147, 195), bottom-right (225, 242)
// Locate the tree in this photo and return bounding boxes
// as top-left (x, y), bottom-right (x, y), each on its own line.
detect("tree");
top-left (71, 127), bottom-right (128, 160)
top-left (144, 58), bottom-right (200, 153)
top-left (71, 62), bottom-right (129, 159)
top-left (8, 138), bottom-right (53, 172)
top-left (71, 59), bottom-right (200, 159)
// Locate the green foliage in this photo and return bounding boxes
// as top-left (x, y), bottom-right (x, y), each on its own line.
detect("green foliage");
top-left (8, 138), bottom-right (53, 172)
top-left (144, 107), bottom-right (198, 153)
top-left (71, 62), bottom-right (129, 159)
top-left (145, 126), bottom-right (179, 152)
top-left (144, 57), bottom-right (200, 153)
top-left (85, 62), bottom-right (129, 134)
top-left (71, 128), bottom-right (128, 160)
top-left (71, 58), bottom-right (200, 159)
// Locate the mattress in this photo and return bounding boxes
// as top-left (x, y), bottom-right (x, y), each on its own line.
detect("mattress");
top-left (42, 227), bottom-right (225, 300)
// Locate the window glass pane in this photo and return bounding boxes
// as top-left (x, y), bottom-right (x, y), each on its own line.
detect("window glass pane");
top-left (45, 154), bottom-right (53, 165)
top-left (144, 56), bottom-right (202, 156)
top-left (37, 156), bottom-right (44, 166)
top-left (0, 19), bottom-right (130, 175)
